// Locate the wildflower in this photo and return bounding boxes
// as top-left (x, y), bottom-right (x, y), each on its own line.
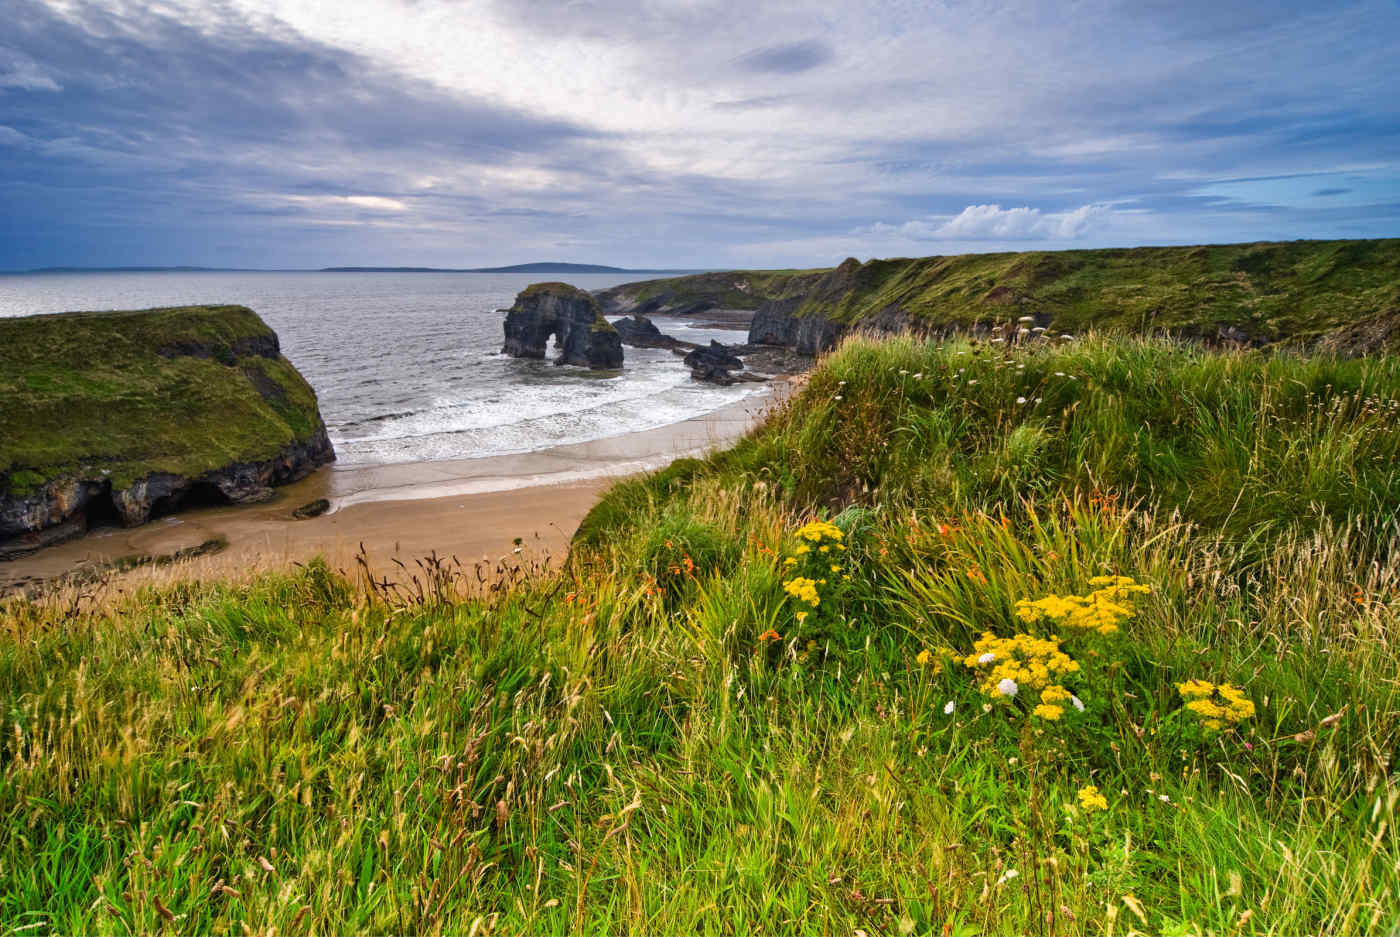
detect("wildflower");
top-left (1077, 785), bottom-right (1108, 812)
top-left (1177, 679), bottom-right (1256, 730)
top-left (1070, 694), bottom-right (1085, 712)
top-left (782, 577), bottom-right (821, 606)
top-left (912, 372), bottom-right (923, 379)
top-left (977, 652), bottom-right (996, 664)
top-left (996, 869), bottom-right (1019, 886)
top-left (943, 700), bottom-right (956, 715)
top-left (1033, 703), bottom-right (1063, 720)
top-left (796, 611), bottom-right (808, 624)
top-left (916, 649), bottom-right (933, 666)
top-left (997, 677), bottom-right (1019, 698)
top-left (1016, 396), bottom-right (1027, 404)
top-left (759, 629), bottom-right (780, 643)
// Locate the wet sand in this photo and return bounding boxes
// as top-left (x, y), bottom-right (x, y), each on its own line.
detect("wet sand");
top-left (1, 387), bottom-right (782, 593)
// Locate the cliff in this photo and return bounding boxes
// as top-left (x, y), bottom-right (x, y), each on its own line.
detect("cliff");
top-left (0, 305), bottom-right (334, 557)
top-left (599, 240), bottom-right (1400, 356)
top-left (594, 269), bottom-right (824, 317)
top-left (502, 282), bottom-right (624, 369)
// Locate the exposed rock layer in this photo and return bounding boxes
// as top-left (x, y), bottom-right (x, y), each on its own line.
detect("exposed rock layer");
top-left (0, 305), bottom-right (335, 558)
top-left (502, 283), bottom-right (623, 369)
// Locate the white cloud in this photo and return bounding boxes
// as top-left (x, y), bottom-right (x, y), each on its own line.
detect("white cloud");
top-left (284, 194), bottom-right (409, 212)
top-left (861, 203), bottom-right (1111, 242)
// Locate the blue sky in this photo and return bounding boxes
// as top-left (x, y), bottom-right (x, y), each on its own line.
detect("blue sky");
top-left (2, 0), bottom-right (1398, 269)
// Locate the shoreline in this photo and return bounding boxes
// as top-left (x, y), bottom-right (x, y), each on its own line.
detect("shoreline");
top-left (0, 384), bottom-right (787, 594)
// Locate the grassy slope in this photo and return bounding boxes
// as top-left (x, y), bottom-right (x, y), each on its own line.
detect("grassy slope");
top-left (597, 268), bottom-right (828, 311)
top-left (0, 306), bottom-right (325, 494)
top-left (601, 239), bottom-right (1400, 347)
top-left (2, 336), bottom-right (1399, 934)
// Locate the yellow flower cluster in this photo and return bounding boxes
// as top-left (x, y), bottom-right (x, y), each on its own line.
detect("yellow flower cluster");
top-left (915, 647), bottom-right (950, 675)
top-left (1014, 576), bottom-right (1151, 636)
top-left (963, 632), bottom-right (1080, 699)
top-left (782, 577), bottom-right (821, 607)
top-left (795, 520), bottom-right (845, 544)
top-left (1033, 683), bottom-right (1073, 720)
top-left (1077, 785), bottom-right (1109, 812)
top-left (1177, 679), bottom-right (1256, 730)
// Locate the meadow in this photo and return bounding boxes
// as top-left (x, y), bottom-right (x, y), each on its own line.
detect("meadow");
top-left (2, 333), bottom-right (1397, 934)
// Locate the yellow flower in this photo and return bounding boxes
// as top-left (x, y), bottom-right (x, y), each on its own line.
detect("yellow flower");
top-left (1033, 703), bottom-right (1063, 720)
top-left (782, 577), bottom-right (821, 606)
top-left (1178, 679), bottom-right (1255, 729)
top-left (916, 649), bottom-right (933, 666)
top-left (1077, 785), bottom-right (1108, 812)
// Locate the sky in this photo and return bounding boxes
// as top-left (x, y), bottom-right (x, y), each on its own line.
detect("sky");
top-left (2, 0), bottom-right (1398, 270)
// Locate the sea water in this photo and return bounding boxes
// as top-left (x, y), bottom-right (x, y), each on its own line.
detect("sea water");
top-left (0, 271), bottom-right (762, 467)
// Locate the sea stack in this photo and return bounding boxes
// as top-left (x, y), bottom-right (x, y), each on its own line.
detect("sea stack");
top-left (502, 282), bottom-right (623, 369)
top-left (0, 305), bottom-right (335, 558)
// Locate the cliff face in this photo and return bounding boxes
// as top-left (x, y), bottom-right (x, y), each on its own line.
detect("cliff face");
top-left (740, 240), bottom-right (1400, 356)
top-left (502, 283), bottom-right (624, 369)
top-left (0, 305), bottom-right (335, 558)
top-left (594, 269), bottom-right (824, 317)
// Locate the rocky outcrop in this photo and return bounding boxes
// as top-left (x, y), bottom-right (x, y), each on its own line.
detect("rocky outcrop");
top-left (749, 295), bottom-right (850, 355)
top-left (681, 341), bottom-right (770, 386)
top-left (0, 304), bottom-right (336, 559)
top-left (611, 314), bottom-right (696, 350)
top-left (1, 429), bottom-right (334, 558)
top-left (503, 283), bottom-right (624, 369)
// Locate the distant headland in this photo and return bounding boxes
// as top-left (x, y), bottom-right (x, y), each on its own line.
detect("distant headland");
top-left (9, 262), bottom-right (703, 275)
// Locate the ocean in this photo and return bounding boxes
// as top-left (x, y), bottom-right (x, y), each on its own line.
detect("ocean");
top-left (0, 271), bottom-right (763, 467)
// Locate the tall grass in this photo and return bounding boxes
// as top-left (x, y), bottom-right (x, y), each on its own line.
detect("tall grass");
top-left (2, 335), bottom-right (1398, 934)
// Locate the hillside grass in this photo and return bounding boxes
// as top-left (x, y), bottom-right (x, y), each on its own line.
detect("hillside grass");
top-left (2, 335), bottom-right (1399, 934)
top-left (0, 306), bottom-right (325, 494)
top-left (599, 239), bottom-right (1400, 349)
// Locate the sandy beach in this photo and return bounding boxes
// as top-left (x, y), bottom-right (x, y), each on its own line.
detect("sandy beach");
top-left (1, 385), bottom-right (785, 593)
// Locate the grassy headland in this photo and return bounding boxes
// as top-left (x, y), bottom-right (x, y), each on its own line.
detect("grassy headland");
top-left (0, 306), bottom-right (327, 497)
top-left (2, 334), bottom-right (1398, 933)
top-left (599, 239), bottom-right (1400, 352)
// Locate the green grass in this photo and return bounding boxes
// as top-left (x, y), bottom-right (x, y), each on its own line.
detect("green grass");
top-left (3, 335), bottom-right (1399, 933)
top-left (601, 239), bottom-right (1400, 350)
top-left (0, 306), bottom-right (327, 494)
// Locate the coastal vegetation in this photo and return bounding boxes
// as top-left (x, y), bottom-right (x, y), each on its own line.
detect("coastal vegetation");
top-left (2, 331), bottom-right (1396, 933)
top-left (600, 238), bottom-right (1400, 354)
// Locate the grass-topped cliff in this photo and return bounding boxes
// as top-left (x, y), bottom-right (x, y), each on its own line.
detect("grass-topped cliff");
top-left (3, 334), bottom-right (1397, 933)
top-left (0, 305), bottom-right (333, 553)
top-left (1, 305), bottom-right (327, 494)
top-left (598, 239), bottom-right (1400, 353)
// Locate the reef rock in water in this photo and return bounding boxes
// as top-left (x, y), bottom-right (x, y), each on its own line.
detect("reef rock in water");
top-left (502, 282), bottom-right (624, 369)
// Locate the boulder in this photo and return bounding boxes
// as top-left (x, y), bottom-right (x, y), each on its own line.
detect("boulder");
top-left (502, 283), bottom-right (623, 369)
top-left (611, 314), bottom-right (697, 350)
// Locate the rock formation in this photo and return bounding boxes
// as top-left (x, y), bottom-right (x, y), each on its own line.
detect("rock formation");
top-left (0, 305), bottom-right (335, 558)
top-left (681, 341), bottom-right (769, 386)
top-left (502, 283), bottom-right (623, 369)
top-left (611, 313), bottom-right (696, 350)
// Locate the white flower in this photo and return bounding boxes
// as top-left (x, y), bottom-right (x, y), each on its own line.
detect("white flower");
top-left (977, 652), bottom-right (996, 664)
top-left (967, 379), bottom-right (978, 385)
top-left (943, 700), bottom-right (956, 715)
top-left (996, 868), bottom-right (1019, 886)
top-left (1071, 694), bottom-right (1085, 712)
top-left (1018, 316), bottom-right (1035, 323)
top-left (997, 677), bottom-right (1019, 697)
top-left (912, 372), bottom-right (923, 379)
top-left (834, 395), bottom-right (843, 400)
top-left (1016, 396), bottom-right (1027, 404)
top-left (1055, 371), bottom-right (1066, 377)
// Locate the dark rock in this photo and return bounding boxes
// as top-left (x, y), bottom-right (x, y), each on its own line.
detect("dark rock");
top-left (292, 497), bottom-right (331, 520)
top-left (682, 341), bottom-right (770, 385)
top-left (749, 296), bottom-right (849, 354)
top-left (611, 314), bottom-right (697, 350)
top-left (502, 283), bottom-right (624, 369)
top-left (0, 427), bottom-right (334, 554)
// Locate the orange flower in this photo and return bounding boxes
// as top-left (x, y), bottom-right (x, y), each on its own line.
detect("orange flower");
top-left (759, 629), bottom-right (781, 643)
top-left (967, 566), bottom-right (988, 585)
